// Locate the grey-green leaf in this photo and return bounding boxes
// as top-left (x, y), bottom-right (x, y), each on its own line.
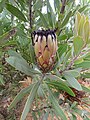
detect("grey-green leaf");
top-left (76, 61), bottom-right (90, 69)
top-left (47, 12), bottom-right (53, 28)
top-left (33, 0), bottom-right (42, 11)
top-left (8, 83), bottom-right (35, 110)
top-left (37, 10), bottom-right (49, 28)
top-left (78, 5), bottom-right (88, 13)
top-left (47, 0), bottom-right (55, 28)
top-left (54, 0), bottom-right (60, 11)
top-left (6, 3), bottom-right (27, 22)
top-left (0, 28), bottom-right (17, 44)
top-left (61, 11), bottom-right (72, 28)
top-left (46, 80), bottom-right (75, 96)
top-left (63, 72), bottom-right (82, 91)
top-left (6, 51), bottom-right (40, 76)
top-left (73, 36), bottom-right (84, 55)
top-left (82, 85), bottom-right (90, 93)
top-left (0, 0), bottom-right (5, 13)
top-left (45, 84), bottom-right (67, 120)
top-left (81, 73), bottom-right (90, 78)
top-left (37, 84), bottom-right (45, 98)
top-left (58, 44), bottom-right (67, 57)
top-left (64, 70), bottom-right (80, 77)
top-left (83, 21), bottom-right (90, 43)
top-left (20, 82), bottom-right (40, 120)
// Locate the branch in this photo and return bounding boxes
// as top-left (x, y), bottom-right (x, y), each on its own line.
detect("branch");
top-left (29, 0), bottom-right (32, 29)
top-left (60, 0), bottom-right (66, 14)
top-left (59, 54), bottom-right (80, 74)
top-left (65, 54), bottom-right (79, 70)
top-left (66, 44), bottom-right (88, 71)
top-left (59, 46), bottom-right (88, 74)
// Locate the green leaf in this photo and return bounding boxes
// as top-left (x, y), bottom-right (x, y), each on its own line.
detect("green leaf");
top-left (54, 0), bottom-right (60, 11)
top-left (73, 36), bottom-right (84, 55)
top-left (0, 0), bottom-right (5, 13)
top-left (76, 61), bottom-right (90, 68)
top-left (33, 0), bottom-right (42, 11)
top-left (16, 27), bottom-right (27, 38)
top-left (45, 84), bottom-right (67, 120)
top-left (6, 3), bottom-right (27, 22)
top-left (78, 5), bottom-right (88, 13)
top-left (61, 11), bottom-right (72, 28)
top-left (64, 70), bottom-right (80, 77)
top-left (56, 53), bottom-right (65, 68)
top-left (37, 84), bottom-right (45, 98)
top-left (1, 40), bottom-right (17, 48)
top-left (32, 112), bottom-right (38, 120)
top-left (47, 0), bottom-right (54, 14)
top-left (82, 85), bottom-right (90, 93)
top-left (42, 111), bottom-right (49, 120)
top-left (75, 12), bottom-right (81, 35)
top-left (81, 73), bottom-right (90, 78)
top-left (37, 10), bottom-right (49, 28)
top-left (46, 74), bottom-right (75, 96)
top-left (63, 50), bottom-right (71, 69)
top-left (83, 21), bottom-right (90, 43)
top-left (72, 114), bottom-right (77, 120)
top-left (29, 44), bottom-right (36, 63)
top-left (73, 108), bottom-right (83, 117)
top-left (46, 74), bottom-right (67, 84)
top-left (0, 28), bottom-right (17, 44)
top-left (72, 4), bottom-right (80, 16)
top-left (57, 34), bottom-right (67, 41)
top-left (58, 44), bottom-right (67, 57)
top-left (0, 74), bottom-right (5, 85)
top-left (74, 58), bottom-right (84, 64)
top-left (47, 12), bottom-right (53, 28)
top-left (8, 83), bottom-right (35, 110)
top-left (8, 50), bottom-right (22, 57)
top-left (63, 72), bottom-right (82, 91)
top-left (20, 82), bottom-right (40, 120)
top-left (6, 51), bottom-right (41, 76)
top-left (70, 101), bottom-right (78, 109)
top-left (78, 15), bottom-right (85, 36)
top-left (46, 80), bottom-right (75, 96)
top-left (47, 0), bottom-right (55, 28)
top-left (84, 53), bottom-right (90, 60)
top-left (17, 0), bottom-right (25, 10)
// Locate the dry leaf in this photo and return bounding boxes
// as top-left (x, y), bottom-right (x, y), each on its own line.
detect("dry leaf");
top-left (19, 77), bottom-right (32, 88)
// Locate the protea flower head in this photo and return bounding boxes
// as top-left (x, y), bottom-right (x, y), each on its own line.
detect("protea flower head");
top-left (32, 29), bottom-right (57, 73)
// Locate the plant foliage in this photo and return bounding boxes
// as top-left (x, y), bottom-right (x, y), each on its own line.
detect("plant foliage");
top-left (0, 0), bottom-right (90, 119)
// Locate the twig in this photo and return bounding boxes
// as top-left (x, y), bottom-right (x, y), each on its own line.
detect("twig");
top-left (59, 45), bottom-right (87, 74)
top-left (57, 0), bottom-right (66, 35)
top-left (29, 0), bottom-right (32, 29)
top-left (65, 54), bottom-right (79, 70)
top-left (59, 53), bottom-right (81, 74)
top-left (65, 44), bottom-right (88, 71)
top-left (60, 0), bottom-right (66, 14)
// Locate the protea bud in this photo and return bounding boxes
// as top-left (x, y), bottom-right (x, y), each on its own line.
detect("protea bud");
top-left (75, 12), bottom-right (90, 44)
top-left (32, 29), bottom-right (57, 72)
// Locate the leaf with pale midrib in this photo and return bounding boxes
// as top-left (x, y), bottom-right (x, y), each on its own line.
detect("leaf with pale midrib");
top-left (6, 3), bottom-right (27, 22)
